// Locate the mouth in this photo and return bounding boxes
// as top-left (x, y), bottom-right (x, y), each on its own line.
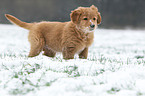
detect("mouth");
top-left (89, 28), bottom-right (95, 31)
top-left (80, 27), bottom-right (95, 33)
top-left (85, 29), bottom-right (95, 33)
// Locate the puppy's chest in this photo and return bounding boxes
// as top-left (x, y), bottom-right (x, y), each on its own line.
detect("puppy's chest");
top-left (82, 34), bottom-right (94, 47)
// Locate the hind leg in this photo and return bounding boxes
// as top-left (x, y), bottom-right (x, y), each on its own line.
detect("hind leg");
top-left (43, 46), bottom-right (56, 57)
top-left (28, 33), bottom-right (45, 57)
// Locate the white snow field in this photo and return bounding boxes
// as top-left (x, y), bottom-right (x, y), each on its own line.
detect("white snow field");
top-left (0, 24), bottom-right (145, 96)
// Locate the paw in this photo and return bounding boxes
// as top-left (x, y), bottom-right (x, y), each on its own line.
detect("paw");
top-left (79, 55), bottom-right (87, 59)
top-left (63, 56), bottom-right (74, 60)
top-left (43, 53), bottom-right (55, 58)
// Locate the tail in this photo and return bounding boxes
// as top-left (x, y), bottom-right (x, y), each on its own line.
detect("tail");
top-left (5, 14), bottom-right (34, 30)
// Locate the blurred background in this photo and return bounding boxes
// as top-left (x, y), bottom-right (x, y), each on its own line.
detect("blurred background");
top-left (0, 0), bottom-right (145, 29)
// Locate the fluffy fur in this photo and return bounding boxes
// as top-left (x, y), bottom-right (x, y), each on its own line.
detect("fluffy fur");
top-left (5, 5), bottom-right (101, 59)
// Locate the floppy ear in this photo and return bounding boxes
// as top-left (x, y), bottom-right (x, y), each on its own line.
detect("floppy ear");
top-left (90, 5), bottom-right (101, 25)
top-left (97, 12), bottom-right (101, 25)
top-left (70, 10), bottom-right (81, 24)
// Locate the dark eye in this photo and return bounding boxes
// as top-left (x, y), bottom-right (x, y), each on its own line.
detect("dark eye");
top-left (83, 18), bottom-right (88, 20)
top-left (93, 18), bottom-right (96, 20)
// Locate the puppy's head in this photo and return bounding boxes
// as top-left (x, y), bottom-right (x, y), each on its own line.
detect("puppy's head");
top-left (70, 5), bottom-right (101, 33)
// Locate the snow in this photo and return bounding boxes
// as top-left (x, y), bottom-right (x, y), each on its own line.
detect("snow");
top-left (0, 24), bottom-right (145, 96)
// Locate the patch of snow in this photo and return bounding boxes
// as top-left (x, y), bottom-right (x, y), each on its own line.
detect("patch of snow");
top-left (0, 24), bottom-right (145, 96)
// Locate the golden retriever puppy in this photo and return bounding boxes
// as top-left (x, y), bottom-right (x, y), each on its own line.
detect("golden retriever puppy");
top-left (5, 5), bottom-right (101, 59)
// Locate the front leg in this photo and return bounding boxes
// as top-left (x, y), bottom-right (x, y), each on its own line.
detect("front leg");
top-left (79, 48), bottom-right (88, 59)
top-left (62, 46), bottom-right (76, 60)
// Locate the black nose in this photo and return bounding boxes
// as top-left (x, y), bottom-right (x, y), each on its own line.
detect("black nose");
top-left (90, 24), bottom-right (95, 28)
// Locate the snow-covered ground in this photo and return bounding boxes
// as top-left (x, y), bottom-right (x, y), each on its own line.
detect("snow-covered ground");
top-left (0, 24), bottom-right (145, 96)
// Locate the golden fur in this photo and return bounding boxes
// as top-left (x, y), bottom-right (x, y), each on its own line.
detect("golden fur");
top-left (5, 5), bottom-right (101, 59)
